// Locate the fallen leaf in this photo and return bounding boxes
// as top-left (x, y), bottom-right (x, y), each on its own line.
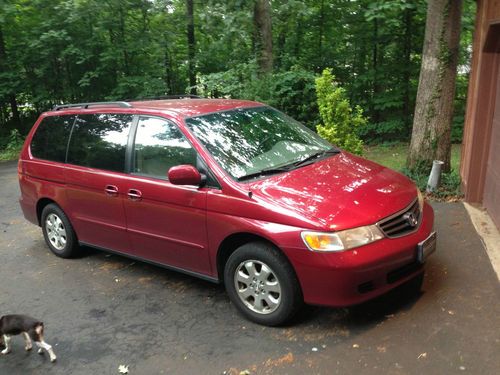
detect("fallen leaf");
top-left (118, 364), bottom-right (129, 374)
top-left (312, 347), bottom-right (318, 352)
top-left (418, 353), bottom-right (427, 359)
top-left (352, 344), bottom-right (360, 348)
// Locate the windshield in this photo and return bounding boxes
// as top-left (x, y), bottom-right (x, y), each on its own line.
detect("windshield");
top-left (184, 106), bottom-right (334, 180)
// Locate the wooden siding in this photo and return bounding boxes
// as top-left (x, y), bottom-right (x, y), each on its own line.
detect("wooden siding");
top-left (461, 0), bottom-right (500, 229)
top-left (484, 65), bottom-right (500, 228)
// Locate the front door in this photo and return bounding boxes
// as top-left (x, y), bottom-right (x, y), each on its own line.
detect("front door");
top-left (123, 116), bottom-right (210, 275)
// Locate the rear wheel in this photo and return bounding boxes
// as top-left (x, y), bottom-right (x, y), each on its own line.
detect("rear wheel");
top-left (41, 204), bottom-right (80, 258)
top-left (224, 242), bottom-right (303, 326)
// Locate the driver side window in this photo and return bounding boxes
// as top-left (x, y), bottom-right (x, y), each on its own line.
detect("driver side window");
top-left (133, 117), bottom-right (197, 179)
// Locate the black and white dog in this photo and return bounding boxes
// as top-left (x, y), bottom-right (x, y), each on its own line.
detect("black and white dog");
top-left (0, 315), bottom-right (57, 362)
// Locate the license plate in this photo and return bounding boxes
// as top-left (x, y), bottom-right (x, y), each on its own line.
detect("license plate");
top-left (417, 231), bottom-right (437, 263)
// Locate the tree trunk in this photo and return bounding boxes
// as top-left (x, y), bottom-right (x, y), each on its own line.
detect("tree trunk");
top-left (293, 15), bottom-right (303, 58)
top-left (407, 0), bottom-right (463, 173)
top-left (253, 0), bottom-right (273, 74)
top-left (118, 6), bottom-right (130, 76)
top-left (0, 26), bottom-right (20, 130)
top-left (402, 7), bottom-right (413, 134)
top-left (9, 95), bottom-right (20, 129)
top-left (0, 26), bottom-right (6, 63)
top-left (163, 35), bottom-right (173, 94)
top-left (318, 0), bottom-right (325, 70)
top-left (186, 0), bottom-right (196, 94)
top-left (371, 18), bottom-right (380, 124)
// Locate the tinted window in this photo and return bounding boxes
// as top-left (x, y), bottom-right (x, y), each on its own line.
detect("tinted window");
top-left (133, 117), bottom-right (197, 179)
top-left (67, 114), bottom-right (132, 172)
top-left (30, 115), bottom-right (75, 162)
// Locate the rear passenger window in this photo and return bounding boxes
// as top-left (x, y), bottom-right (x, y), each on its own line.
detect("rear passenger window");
top-left (30, 116), bottom-right (75, 162)
top-left (67, 114), bottom-right (132, 172)
top-left (133, 117), bottom-right (197, 179)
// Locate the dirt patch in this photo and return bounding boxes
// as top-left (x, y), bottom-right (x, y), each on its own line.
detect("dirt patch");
top-left (99, 262), bottom-right (125, 272)
top-left (138, 276), bottom-right (153, 284)
top-left (262, 352), bottom-right (294, 368)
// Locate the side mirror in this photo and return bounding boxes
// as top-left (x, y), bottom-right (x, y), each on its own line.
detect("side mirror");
top-left (168, 165), bottom-right (204, 186)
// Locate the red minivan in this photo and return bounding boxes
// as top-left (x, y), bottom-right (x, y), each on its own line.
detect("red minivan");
top-left (18, 99), bottom-right (436, 326)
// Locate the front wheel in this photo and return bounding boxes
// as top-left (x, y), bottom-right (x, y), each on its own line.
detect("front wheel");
top-left (41, 204), bottom-right (80, 258)
top-left (224, 242), bottom-right (303, 326)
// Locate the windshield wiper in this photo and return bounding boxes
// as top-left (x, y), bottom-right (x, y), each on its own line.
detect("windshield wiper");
top-left (291, 147), bottom-right (340, 168)
top-left (237, 165), bottom-right (292, 182)
top-left (237, 147), bottom-right (340, 182)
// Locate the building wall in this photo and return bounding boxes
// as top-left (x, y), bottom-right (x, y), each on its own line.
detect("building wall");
top-left (461, 0), bottom-right (500, 229)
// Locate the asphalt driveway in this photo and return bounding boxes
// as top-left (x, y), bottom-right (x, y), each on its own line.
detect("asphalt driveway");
top-left (1, 160), bottom-right (499, 374)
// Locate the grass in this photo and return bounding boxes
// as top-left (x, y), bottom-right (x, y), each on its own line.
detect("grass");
top-left (363, 142), bottom-right (463, 200)
top-left (363, 143), bottom-right (462, 172)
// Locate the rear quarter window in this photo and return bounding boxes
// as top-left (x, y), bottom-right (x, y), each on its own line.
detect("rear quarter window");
top-left (30, 115), bottom-right (75, 162)
top-left (66, 114), bottom-right (132, 172)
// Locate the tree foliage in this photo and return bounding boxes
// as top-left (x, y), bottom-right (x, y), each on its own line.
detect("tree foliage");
top-left (315, 69), bottom-right (365, 155)
top-left (0, 0), bottom-right (476, 148)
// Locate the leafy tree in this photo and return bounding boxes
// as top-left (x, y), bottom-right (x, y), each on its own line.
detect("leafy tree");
top-left (315, 69), bottom-right (365, 155)
top-left (0, 0), bottom-right (476, 152)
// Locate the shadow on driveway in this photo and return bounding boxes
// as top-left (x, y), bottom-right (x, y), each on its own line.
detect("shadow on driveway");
top-left (1, 160), bottom-right (499, 374)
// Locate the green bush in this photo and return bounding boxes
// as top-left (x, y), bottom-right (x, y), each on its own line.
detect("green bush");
top-left (315, 69), bottom-right (365, 155)
top-left (0, 129), bottom-right (25, 161)
top-left (401, 163), bottom-right (463, 199)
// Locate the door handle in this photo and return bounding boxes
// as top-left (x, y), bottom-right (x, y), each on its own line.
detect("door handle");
top-left (105, 185), bottom-right (119, 196)
top-left (127, 188), bottom-right (142, 201)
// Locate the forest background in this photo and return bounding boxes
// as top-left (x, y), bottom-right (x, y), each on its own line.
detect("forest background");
top-left (0, 0), bottom-right (475, 171)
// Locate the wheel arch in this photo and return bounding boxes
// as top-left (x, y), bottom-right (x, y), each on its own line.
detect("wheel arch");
top-left (36, 198), bottom-right (58, 226)
top-left (216, 232), bottom-right (286, 282)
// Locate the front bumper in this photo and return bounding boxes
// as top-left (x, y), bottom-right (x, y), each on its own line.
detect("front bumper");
top-left (285, 202), bottom-right (435, 307)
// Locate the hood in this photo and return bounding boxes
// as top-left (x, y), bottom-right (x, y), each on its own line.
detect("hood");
top-left (247, 152), bottom-right (417, 231)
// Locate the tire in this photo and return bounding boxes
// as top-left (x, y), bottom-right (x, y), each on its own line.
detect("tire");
top-left (41, 203), bottom-right (80, 258)
top-left (224, 241), bottom-right (303, 326)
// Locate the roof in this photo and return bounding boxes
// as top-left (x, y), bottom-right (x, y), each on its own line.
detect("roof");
top-left (50, 99), bottom-right (264, 118)
top-left (129, 99), bottom-right (262, 118)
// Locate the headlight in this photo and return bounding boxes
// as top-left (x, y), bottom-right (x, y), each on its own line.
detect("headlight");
top-left (301, 225), bottom-right (384, 252)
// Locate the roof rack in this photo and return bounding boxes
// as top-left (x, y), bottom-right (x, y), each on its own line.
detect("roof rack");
top-left (53, 101), bottom-right (132, 111)
top-left (127, 95), bottom-right (202, 101)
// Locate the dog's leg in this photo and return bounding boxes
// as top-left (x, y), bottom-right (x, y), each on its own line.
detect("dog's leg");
top-left (31, 325), bottom-right (56, 362)
top-left (34, 340), bottom-right (56, 362)
top-left (1, 335), bottom-right (11, 355)
top-left (23, 332), bottom-right (33, 351)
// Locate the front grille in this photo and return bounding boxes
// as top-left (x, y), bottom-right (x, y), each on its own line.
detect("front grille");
top-left (378, 198), bottom-right (421, 238)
